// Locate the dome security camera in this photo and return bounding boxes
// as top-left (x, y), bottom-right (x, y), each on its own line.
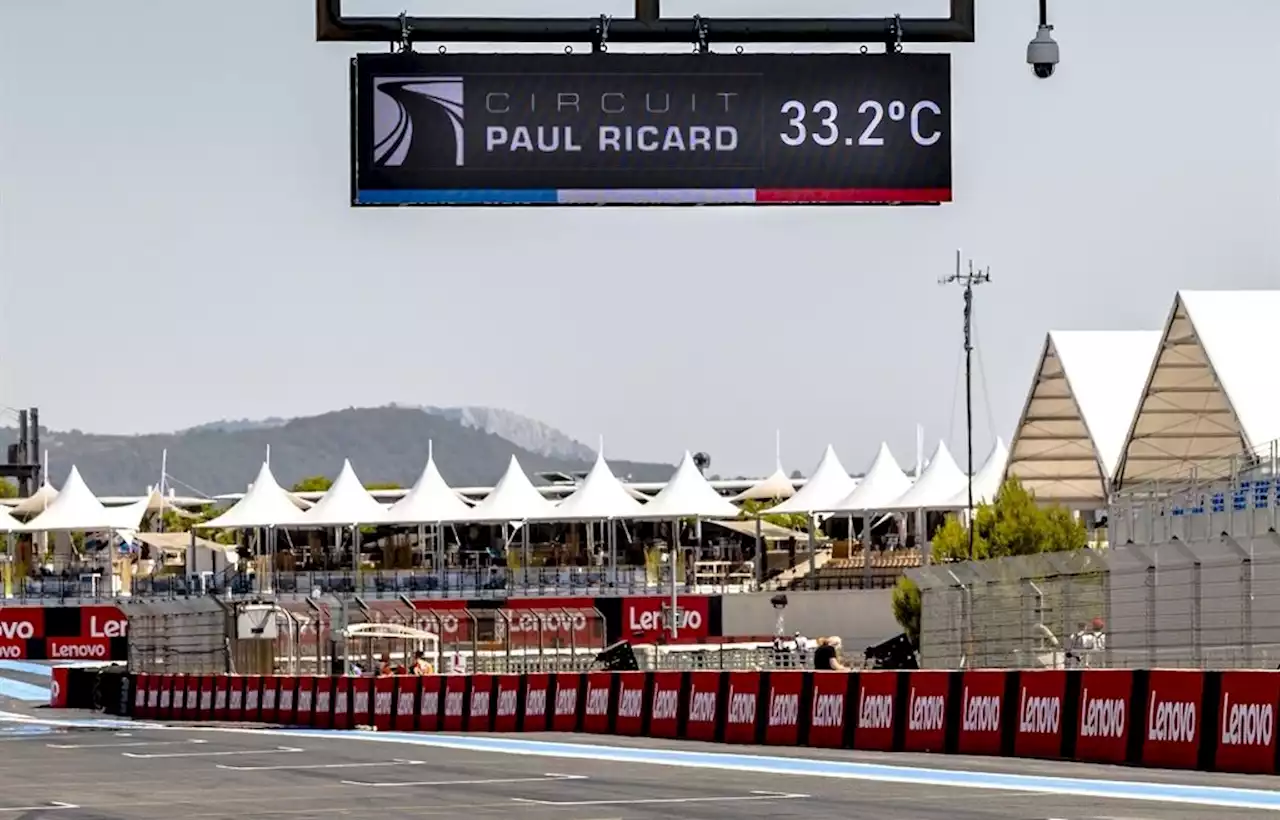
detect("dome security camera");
top-left (1027, 23), bottom-right (1059, 79)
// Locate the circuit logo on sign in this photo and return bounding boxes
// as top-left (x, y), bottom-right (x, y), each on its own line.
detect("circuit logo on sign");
top-left (373, 76), bottom-right (465, 168)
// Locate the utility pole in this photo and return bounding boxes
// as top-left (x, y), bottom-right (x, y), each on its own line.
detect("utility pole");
top-left (940, 250), bottom-right (991, 561)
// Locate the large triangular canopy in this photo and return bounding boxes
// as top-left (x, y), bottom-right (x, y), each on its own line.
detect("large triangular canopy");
top-left (1005, 330), bottom-right (1159, 505)
top-left (9, 481), bottom-right (59, 516)
top-left (21, 466), bottom-right (148, 532)
top-left (882, 441), bottom-right (968, 511)
top-left (940, 438), bottom-right (1010, 509)
top-left (197, 462), bottom-right (308, 529)
top-left (459, 455), bottom-right (557, 523)
top-left (632, 451), bottom-right (741, 519)
top-left (763, 446), bottom-right (857, 514)
top-left (1116, 290), bottom-right (1280, 488)
top-left (533, 453), bottom-right (646, 521)
top-left (386, 455), bottom-right (473, 524)
top-left (827, 443), bottom-right (913, 513)
top-left (732, 463), bottom-right (797, 502)
top-left (300, 460), bottom-right (390, 527)
top-left (0, 506), bottom-right (21, 533)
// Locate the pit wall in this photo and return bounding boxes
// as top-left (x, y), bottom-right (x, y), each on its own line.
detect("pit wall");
top-left (124, 668), bottom-right (1279, 776)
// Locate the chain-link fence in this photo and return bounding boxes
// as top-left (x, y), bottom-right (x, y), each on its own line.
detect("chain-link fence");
top-left (907, 532), bottom-right (1280, 670)
top-left (126, 600), bottom-right (229, 674)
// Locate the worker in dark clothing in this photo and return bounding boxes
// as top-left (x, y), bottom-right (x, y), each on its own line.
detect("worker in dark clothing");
top-left (814, 636), bottom-right (850, 671)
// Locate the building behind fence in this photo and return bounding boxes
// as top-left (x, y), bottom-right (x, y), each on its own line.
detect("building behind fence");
top-left (908, 443), bottom-right (1280, 671)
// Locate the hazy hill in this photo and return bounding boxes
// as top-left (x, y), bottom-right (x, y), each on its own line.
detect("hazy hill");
top-left (3, 406), bottom-right (673, 496)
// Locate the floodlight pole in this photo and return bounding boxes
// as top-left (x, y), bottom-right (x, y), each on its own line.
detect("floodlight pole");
top-left (940, 250), bottom-right (991, 561)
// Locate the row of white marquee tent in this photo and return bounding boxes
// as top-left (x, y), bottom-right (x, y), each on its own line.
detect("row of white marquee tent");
top-left (0, 438), bottom-right (1009, 533)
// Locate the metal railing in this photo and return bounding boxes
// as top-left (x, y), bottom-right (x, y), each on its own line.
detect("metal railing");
top-left (908, 533), bottom-right (1280, 670)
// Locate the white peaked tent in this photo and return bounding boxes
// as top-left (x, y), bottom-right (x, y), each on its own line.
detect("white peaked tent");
top-left (461, 455), bottom-right (557, 523)
top-left (10, 481), bottom-right (59, 516)
top-left (197, 462), bottom-right (307, 529)
top-left (827, 443), bottom-right (913, 513)
top-left (300, 460), bottom-right (390, 527)
top-left (732, 464), bottom-right (796, 502)
top-left (764, 445), bottom-right (857, 514)
top-left (22, 467), bottom-right (149, 532)
top-left (634, 451), bottom-right (741, 519)
top-left (386, 454), bottom-right (473, 524)
top-left (536, 453), bottom-right (646, 521)
top-left (939, 438), bottom-right (1010, 510)
top-left (0, 506), bottom-right (22, 532)
top-left (884, 441), bottom-right (968, 511)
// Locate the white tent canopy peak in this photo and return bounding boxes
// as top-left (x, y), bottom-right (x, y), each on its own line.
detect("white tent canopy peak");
top-left (197, 462), bottom-right (308, 529)
top-left (535, 452), bottom-right (647, 521)
top-left (301, 459), bottom-right (390, 527)
top-left (461, 455), bottom-right (558, 523)
top-left (763, 445), bottom-right (857, 515)
top-left (386, 454), bottom-right (473, 525)
top-left (883, 441), bottom-right (968, 511)
top-left (634, 451), bottom-right (741, 520)
top-left (827, 442), bottom-right (913, 513)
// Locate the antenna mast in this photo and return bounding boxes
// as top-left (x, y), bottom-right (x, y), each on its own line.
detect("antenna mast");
top-left (940, 249), bottom-right (992, 560)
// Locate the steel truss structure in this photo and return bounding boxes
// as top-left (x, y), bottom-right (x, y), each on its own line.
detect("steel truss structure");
top-left (315, 0), bottom-right (976, 46)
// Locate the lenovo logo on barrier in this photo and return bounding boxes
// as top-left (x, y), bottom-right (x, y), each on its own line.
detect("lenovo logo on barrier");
top-left (278, 689), bottom-right (293, 712)
top-left (1147, 694), bottom-right (1196, 743)
top-left (420, 690), bottom-right (439, 717)
top-left (859, 692), bottom-right (893, 731)
top-left (298, 689), bottom-right (313, 713)
top-left (1220, 694), bottom-right (1274, 747)
top-left (554, 688), bottom-right (577, 716)
top-left (652, 689), bottom-right (678, 721)
top-left (618, 688), bottom-right (643, 719)
top-left (397, 691), bottom-right (414, 715)
top-left (689, 689), bottom-right (716, 723)
top-left (727, 686), bottom-right (756, 725)
top-left (497, 689), bottom-right (518, 717)
top-left (768, 689), bottom-right (799, 727)
top-left (445, 691), bottom-right (464, 717)
top-left (525, 687), bottom-right (546, 717)
top-left (0, 621), bottom-right (34, 640)
top-left (375, 691), bottom-right (392, 716)
top-left (585, 687), bottom-right (609, 717)
top-left (1018, 689), bottom-right (1060, 734)
top-left (353, 690), bottom-right (368, 716)
top-left (471, 690), bottom-right (490, 718)
top-left (910, 689), bottom-right (945, 732)
top-left (811, 693), bottom-right (843, 729)
top-left (1080, 689), bottom-right (1126, 739)
top-left (962, 688), bottom-right (1000, 733)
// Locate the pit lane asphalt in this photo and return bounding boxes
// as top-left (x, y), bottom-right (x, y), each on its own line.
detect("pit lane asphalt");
top-left (2, 701), bottom-right (1279, 820)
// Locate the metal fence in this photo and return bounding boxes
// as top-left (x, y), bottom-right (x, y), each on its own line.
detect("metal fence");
top-left (907, 533), bottom-right (1280, 671)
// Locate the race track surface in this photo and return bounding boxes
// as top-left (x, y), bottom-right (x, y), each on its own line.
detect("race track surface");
top-left (2, 697), bottom-right (1279, 819)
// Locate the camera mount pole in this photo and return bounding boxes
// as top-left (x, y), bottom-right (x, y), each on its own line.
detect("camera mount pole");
top-left (940, 250), bottom-right (991, 561)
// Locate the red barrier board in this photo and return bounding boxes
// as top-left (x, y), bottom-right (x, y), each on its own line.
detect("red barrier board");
top-left (295, 677), bottom-right (316, 727)
top-left (493, 675), bottom-right (521, 733)
top-left (904, 671), bottom-right (950, 754)
top-left (419, 676), bottom-right (443, 731)
top-left (808, 672), bottom-right (850, 749)
top-left (522, 674), bottom-right (550, 732)
top-left (167, 674), bottom-right (185, 720)
top-left (1215, 671), bottom-right (1280, 774)
top-left (1075, 670), bottom-right (1132, 765)
top-left (373, 676), bottom-right (395, 731)
top-left (47, 666), bottom-right (66, 708)
top-left (351, 677), bottom-right (373, 727)
top-left (228, 677), bottom-right (246, 722)
top-left (956, 671), bottom-right (1003, 756)
top-left (469, 675), bottom-right (493, 731)
top-left (613, 672), bottom-right (646, 736)
top-left (313, 677), bottom-right (333, 729)
top-left (185, 674), bottom-right (203, 720)
top-left (854, 671), bottom-right (897, 752)
top-left (442, 675), bottom-right (468, 732)
top-left (157, 674), bottom-right (173, 719)
top-left (1142, 670), bottom-right (1202, 770)
top-left (394, 677), bottom-right (418, 731)
top-left (680, 670), bottom-right (721, 741)
top-left (552, 673), bottom-right (581, 733)
top-left (582, 672), bottom-right (612, 734)
top-left (263, 677), bottom-right (281, 723)
top-left (649, 671), bottom-right (683, 739)
top-left (244, 677), bottom-right (263, 723)
top-left (1013, 670), bottom-right (1065, 759)
top-left (276, 677), bottom-right (295, 725)
top-left (764, 671), bottom-right (803, 746)
top-left (213, 676), bottom-right (230, 722)
top-left (723, 671), bottom-right (760, 745)
top-left (133, 673), bottom-right (150, 718)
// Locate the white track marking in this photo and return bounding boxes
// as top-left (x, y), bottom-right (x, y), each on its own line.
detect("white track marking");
top-left (218, 758), bottom-right (425, 771)
top-left (123, 745), bottom-right (303, 759)
top-left (49, 739), bottom-right (207, 749)
top-left (0, 803), bottom-right (79, 813)
top-left (511, 789), bottom-right (809, 807)
top-left (343, 773), bottom-right (588, 788)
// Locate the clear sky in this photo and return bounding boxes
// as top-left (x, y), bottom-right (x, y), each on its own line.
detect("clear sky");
top-left (2, 0), bottom-right (1276, 478)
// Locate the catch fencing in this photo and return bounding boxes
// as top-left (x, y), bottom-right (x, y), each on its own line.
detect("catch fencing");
top-left (908, 534), bottom-right (1280, 671)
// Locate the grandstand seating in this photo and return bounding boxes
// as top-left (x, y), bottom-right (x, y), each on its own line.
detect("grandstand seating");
top-left (784, 551), bottom-right (923, 590)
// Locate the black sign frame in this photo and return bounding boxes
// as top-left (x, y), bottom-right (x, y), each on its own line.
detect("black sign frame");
top-left (351, 52), bottom-right (952, 207)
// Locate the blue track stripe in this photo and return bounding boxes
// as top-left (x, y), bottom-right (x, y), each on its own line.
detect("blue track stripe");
top-left (356, 189), bottom-right (558, 204)
top-left (0, 661), bottom-right (54, 677)
top-left (0, 678), bottom-right (50, 702)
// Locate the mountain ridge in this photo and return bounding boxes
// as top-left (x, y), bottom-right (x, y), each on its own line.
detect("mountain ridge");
top-left (1, 406), bottom-right (672, 496)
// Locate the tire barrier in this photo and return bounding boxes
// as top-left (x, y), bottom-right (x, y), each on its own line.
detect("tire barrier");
top-left (120, 667), bottom-right (1280, 776)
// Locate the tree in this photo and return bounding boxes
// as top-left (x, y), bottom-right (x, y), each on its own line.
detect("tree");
top-left (892, 477), bottom-right (1089, 644)
top-left (737, 498), bottom-right (807, 533)
top-left (291, 475), bottom-right (332, 493)
top-left (0, 479), bottom-right (16, 499)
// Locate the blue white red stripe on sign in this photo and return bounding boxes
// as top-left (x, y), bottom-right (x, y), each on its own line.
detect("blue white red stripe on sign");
top-left (355, 188), bottom-right (950, 205)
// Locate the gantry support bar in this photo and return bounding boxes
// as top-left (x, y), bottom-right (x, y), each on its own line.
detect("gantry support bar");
top-left (316, 0), bottom-right (974, 45)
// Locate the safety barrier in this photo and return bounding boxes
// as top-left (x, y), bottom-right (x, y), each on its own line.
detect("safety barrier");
top-left (121, 668), bottom-right (1280, 776)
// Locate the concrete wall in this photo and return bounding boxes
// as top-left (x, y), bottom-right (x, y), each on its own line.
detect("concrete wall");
top-left (719, 589), bottom-right (900, 650)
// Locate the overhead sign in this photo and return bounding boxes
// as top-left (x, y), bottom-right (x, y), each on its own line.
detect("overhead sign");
top-left (351, 52), bottom-right (952, 206)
